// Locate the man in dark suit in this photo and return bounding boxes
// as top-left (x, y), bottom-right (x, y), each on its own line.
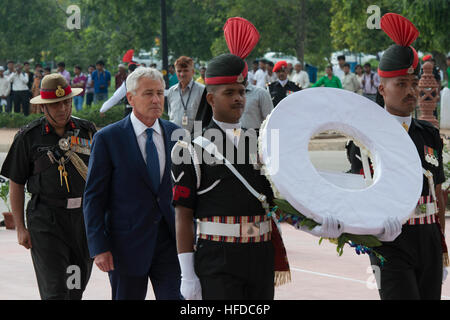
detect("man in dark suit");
top-left (83, 67), bottom-right (182, 300)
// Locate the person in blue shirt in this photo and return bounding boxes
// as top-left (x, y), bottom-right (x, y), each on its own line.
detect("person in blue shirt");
top-left (168, 64), bottom-right (178, 88)
top-left (92, 60), bottom-right (111, 104)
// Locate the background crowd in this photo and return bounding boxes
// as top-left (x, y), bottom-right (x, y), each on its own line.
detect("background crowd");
top-left (1, 52), bottom-right (448, 130)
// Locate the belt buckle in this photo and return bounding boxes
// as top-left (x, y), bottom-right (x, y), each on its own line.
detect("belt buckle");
top-left (241, 222), bottom-right (260, 237)
top-left (66, 197), bottom-right (82, 209)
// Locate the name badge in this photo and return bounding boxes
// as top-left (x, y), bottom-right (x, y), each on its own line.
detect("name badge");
top-left (182, 114), bottom-right (188, 126)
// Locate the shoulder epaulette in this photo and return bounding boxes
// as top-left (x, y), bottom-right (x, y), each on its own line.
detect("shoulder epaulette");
top-left (15, 117), bottom-right (44, 139)
top-left (72, 116), bottom-right (97, 133)
top-left (416, 119), bottom-right (438, 131)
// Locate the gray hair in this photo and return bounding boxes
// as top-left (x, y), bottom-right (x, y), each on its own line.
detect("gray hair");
top-left (126, 67), bottom-right (165, 95)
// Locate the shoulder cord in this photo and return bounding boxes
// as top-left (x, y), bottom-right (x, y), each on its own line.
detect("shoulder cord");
top-left (192, 136), bottom-right (269, 211)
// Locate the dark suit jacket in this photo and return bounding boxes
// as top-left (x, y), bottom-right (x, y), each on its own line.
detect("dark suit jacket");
top-left (83, 115), bottom-right (181, 276)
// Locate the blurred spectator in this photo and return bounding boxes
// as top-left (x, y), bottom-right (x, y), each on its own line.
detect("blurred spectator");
top-left (0, 66), bottom-right (10, 112)
top-left (291, 63), bottom-right (310, 89)
top-left (115, 64), bottom-right (127, 90)
top-left (43, 67), bottom-right (51, 76)
top-left (34, 63), bottom-right (43, 73)
top-left (100, 63), bottom-right (139, 118)
top-left (247, 60), bottom-right (259, 86)
top-left (333, 55), bottom-right (346, 81)
top-left (8, 63), bottom-right (30, 115)
top-left (286, 62), bottom-right (294, 81)
top-left (150, 63), bottom-right (157, 69)
top-left (196, 66), bottom-right (206, 84)
top-left (71, 65), bottom-right (87, 111)
top-left (341, 63), bottom-right (361, 93)
top-left (92, 60), bottom-right (111, 104)
top-left (57, 61), bottom-right (71, 84)
top-left (168, 64), bottom-right (178, 87)
top-left (85, 65), bottom-right (95, 107)
top-left (265, 61), bottom-right (277, 83)
top-left (361, 63), bottom-right (380, 102)
top-left (23, 62), bottom-right (34, 98)
top-left (446, 56), bottom-right (450, 89)
top-left (167, 56), bottom-right (205, 132)
top-left (4, 60), bottom-right (15, 112)
top-left (312, 65), bottom-right (342, 88)
top-left (30, 68), bottom-right (43, 113)
top-left (354, 64), bottom-right (364, 95)
top-left (254, 59), bottom-right (268, 88)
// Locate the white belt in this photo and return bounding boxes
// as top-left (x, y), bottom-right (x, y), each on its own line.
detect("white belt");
top-left (411, 202), bottom-right (437, 219)
top-left (197, 220), bottom-right (271, 238)
top-left (409, 169), bottom-right (438, 219)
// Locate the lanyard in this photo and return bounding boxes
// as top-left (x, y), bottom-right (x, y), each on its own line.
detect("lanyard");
top-left (179, 81), bottom-right (195, 112)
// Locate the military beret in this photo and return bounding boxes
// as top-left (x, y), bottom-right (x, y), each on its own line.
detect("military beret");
top-left (273, 61), bottom-right (288, 73)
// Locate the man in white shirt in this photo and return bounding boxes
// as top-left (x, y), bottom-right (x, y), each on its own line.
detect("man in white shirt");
top-left (4, 60), bottom-right (15, 112)
top-left (253, 59), bottom-right (268, 88)
top-left (291, 63), bottom-right (310, 89)
top-left (333, 55), bottom-right (346, 81)
top-left (247, 60), bottom-right (259, 86)
top-left (166, 56), bottom-right (205, 132)
top-left (341, 63), bottom-right (361, 93)
top-left (0, 67), bottom-right (11, 112)
top-left (265, 61), bottom-right (278, 84)
top-left (8, 63), bottom-right (30, 115)
top-left (100, 63), bottom-right (139, 118)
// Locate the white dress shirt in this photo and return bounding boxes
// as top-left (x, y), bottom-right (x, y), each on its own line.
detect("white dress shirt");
top-left (391, 114), bottom-right (412, 131)
top-left (0, 76), bottom-right (11, 98)
top-left (8, 72), bottom-right (29, 91)
top-left (265, 72), bottom-right (278, 84)
top-left (333, 65), bottom-right (345, 81)
top-left (278, 79), bottom-right (288, 87)
top-left (291, 70), bottom-right (310, 88)
top-left (100, 81), bottom-right (129, 113)
top-left (254, 69), bottom-right (267, 88)
top-left (212, 117), bottom-right (241, 148)
top-left (130, 112), bottom-right (165, 182)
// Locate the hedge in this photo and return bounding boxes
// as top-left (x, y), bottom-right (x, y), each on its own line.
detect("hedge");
top-left (0, 103), bottom-right (169, 129)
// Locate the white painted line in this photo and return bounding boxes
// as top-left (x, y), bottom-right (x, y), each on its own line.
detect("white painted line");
top-left (291, 266), bottom-right (450, 299)
top-left (291, 267), bottom-right (367, 285)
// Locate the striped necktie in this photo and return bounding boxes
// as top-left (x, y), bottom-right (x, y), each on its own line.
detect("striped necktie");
top-left (145, 128), bottom-right (160, 193)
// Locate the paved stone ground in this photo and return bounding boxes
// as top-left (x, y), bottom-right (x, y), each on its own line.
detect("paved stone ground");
top-left (1, 222), bottom-right (449, 300)
top-left (1, 127), bottom-right (450, 299)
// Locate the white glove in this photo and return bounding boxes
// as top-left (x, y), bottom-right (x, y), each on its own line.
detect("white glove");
top-left (178, 252), bottom-right (202, 300)
top-left (376, 217), bottom-right (402, 242)
top-left (443, 268), bottom-right (448, 284)
top-left (296, 215), bottom-right (344, 239)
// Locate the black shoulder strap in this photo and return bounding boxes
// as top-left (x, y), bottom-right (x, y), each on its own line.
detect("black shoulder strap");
top-left (15, 118), bottom-right (44, 140)
top-left (194, 88), bottom-right (212, 133)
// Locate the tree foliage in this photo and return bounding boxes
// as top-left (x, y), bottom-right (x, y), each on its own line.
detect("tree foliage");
top-left (330, 0), bottom-right (450, 68)
top-left (0, 0), bottom-right (447, 72)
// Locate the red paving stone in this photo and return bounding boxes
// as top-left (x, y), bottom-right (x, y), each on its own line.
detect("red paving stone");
top-left (1, 221), bottom-right (449, 300)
